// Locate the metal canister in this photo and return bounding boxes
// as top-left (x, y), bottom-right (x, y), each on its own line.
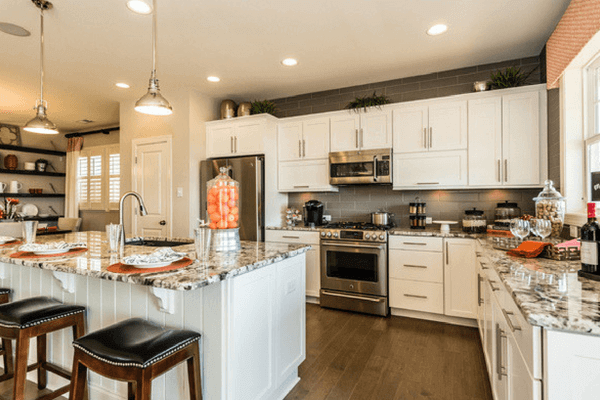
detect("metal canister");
top-left (237, 102), bottom-right (252, 117)
top-left (220, 100), bottom-right (237, 119)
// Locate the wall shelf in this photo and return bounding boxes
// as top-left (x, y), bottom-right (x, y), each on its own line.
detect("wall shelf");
top-left (0, 145), bottom-right (66, 157)
top-left (0, 193), bottom-right (64, 198)
top-left (0, 169), bottom-right (65, 177)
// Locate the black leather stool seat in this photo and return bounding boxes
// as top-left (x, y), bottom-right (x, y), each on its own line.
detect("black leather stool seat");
top-left (0, 296), bottom-right (85, 329)
top-left (73, 318), bottom-right (201, 369)
top-left (0, 289), bottom-right (10, 296)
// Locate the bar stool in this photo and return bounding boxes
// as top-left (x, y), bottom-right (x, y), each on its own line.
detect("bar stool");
top-left (0, 296), bottom-right (85, 400)
top-left (0, 288), bottom-right (11, 378)
top-left (69, 318), bottom-right (202, 400)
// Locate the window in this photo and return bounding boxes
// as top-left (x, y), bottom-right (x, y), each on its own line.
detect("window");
top-left (78, 144), bottom-right (120, 211)
top-left (586, 57), bottom-right (600, 204)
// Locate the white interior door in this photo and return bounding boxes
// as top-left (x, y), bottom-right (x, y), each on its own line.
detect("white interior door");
top-left (133, 137), bottom-right (172, 237)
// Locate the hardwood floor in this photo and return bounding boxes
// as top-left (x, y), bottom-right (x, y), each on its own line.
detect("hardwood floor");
top-left (285, 304), bottom-right (493, 400)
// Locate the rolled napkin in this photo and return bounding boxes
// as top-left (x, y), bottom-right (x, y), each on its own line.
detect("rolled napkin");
top-left (121, 247), bottom-right (187, 265)
top-left (19, 241), bottom-right (87, 252)
top-left (507, 241), bottom-right (552, 258)
top-left (555, 238), bottom-right (580, 249)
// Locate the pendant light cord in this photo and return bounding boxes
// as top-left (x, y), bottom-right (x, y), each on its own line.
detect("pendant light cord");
top-left (39, 8), bottom-right (44, 104)
top-left (151, 0), bottom-right (157, 80)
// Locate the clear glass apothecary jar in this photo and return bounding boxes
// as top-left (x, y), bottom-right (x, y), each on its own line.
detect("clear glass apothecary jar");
top-left (207, 167), bottom-right (239, 230)
top-left (533, 180), bottom-right (565, 238)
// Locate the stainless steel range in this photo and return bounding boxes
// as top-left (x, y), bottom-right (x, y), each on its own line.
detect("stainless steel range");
top-left (320, 222), bottom-right (390, 316)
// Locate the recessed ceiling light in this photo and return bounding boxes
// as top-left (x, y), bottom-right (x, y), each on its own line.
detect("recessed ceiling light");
top-left (126, 0), bottom-right (153, 15)
top-left (0, 22), bottom-right (31, 37)
top-left (427, 24), bottom-right (448, 36)
top-left (281, 58), bottom-right (298, 67)
top-left (207, 76), bottom-right (220, 83)
top-left (115, 82), bottom-right (130, 88)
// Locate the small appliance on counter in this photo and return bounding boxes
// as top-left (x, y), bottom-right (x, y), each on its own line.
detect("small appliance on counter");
top-left (409, 198), bottom-right (426, 229)
top-left (462, 208), bottom-right (487, 233)
top-left (303, 200), bottom-right (324, 227)
top-left (494, 201), bottom-right (521, 229)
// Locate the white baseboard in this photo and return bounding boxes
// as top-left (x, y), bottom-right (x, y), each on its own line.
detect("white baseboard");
top-left (391, 308), bottom-right (477, 328)
top-left (306, 296), bottom-right (319, 305)
top-left (273, 368), bottom-right (300, 400)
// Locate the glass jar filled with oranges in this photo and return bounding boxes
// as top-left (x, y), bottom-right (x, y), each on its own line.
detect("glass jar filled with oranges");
top-left (207, 167), bottom-right (240, 230)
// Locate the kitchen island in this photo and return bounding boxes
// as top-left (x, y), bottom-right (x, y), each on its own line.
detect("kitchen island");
top-left (0, 231), bottom-right (309, 400)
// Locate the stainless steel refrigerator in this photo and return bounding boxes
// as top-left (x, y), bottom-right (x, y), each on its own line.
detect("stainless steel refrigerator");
top-left (200, 156), bottom-right (265, 242)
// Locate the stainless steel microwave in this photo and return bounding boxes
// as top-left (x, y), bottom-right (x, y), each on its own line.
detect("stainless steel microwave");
top-left (329, 149), bottom-right (392, 185)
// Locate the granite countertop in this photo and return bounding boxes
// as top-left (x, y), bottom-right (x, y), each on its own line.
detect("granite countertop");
top-left (267, 224), bottom-right (486, 238)
top-left (0, 232), bottom-right (310, 291)
top-left (476, 237), bottom-right (600, 336)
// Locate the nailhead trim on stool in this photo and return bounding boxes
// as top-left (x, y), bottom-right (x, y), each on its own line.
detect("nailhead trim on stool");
top-left (0, 310), bottom-right (85, 329)
top-left (73, 336), bottom-right (201, 368)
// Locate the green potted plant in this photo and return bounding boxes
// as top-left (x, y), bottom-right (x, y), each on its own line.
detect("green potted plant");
top-left (489, 66), bottom-right (539, 89)
top-left (250, 100), bottom-right (277, 116)
top-left (345, 91), bottom-right (390, 113)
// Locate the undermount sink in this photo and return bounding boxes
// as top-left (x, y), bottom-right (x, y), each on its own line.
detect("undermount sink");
top-left (125, 238), bottom-right (192, 247)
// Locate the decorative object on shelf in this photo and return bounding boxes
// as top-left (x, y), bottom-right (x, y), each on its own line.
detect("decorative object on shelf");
top-left (23, 0), bottom-right (58, 134)
top-left (533, 180), bottom-right (565, 238)
top-left (237, 102), bottom-right (251, 117)
top-left (21, 203), bottom-right (39, 217)
top-left (35, 158), bottom-right (48, 172)
top-left (494, 201), bottom-right (521, 229)
top-left (3, 154), bottom-right (17, 170)
top-left (24, 162), bottom-right (35, 171)
top-left (9, 181), bottom-right (22, 193)
top-left (473, 81), bottom-right (489, 92)
top-left (0, 183), bottom-right (6, 194)
top-left (250, 99), bottom-right (277, 116)
top-left (409, 197), bottom-right (427, 229)
top-left (345, 91), bottom-right (390, 113)
top-left (432, 220), bottom-right (458, 233)
top-left (3, 198), bottom-right (19, 219)
top-left (49, 182), bottom-right (56, 193)
top-left (462, 208), bottom-right (487, 233)
top-left (285, 208), bottom-right (301, 226)
top-left (134, 0), bottom-right (173, 116)
top-left (206, 166), bottom-right (240, 251)
top-left (0, 124), bottom-right (22, 146)
top-left (489, 65), bottom-right (538, 89)
top-left (220, 100), bottom-right (237, 119)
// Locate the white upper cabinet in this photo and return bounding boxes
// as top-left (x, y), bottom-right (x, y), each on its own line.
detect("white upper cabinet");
top-left (393, 150), bottom-right (468, 189)
top-left (330, 110), bottom-right (392, 152)
top-left (330, 113), bottom-right (360, 152)
top-left (278, 121), bottom-right (303, 162)
top-left (468, 97), bottom-right (503, 186)
top-left (393, 100), bottom-right (467, 153)
top-left (468, 87), bottom-right (546, 187)
top-left (206, 114), bottom-right (277, 158)
top-left (278, 117), bottom-right (330, 161)
top-left (207, 124), bottom-right (235, 158)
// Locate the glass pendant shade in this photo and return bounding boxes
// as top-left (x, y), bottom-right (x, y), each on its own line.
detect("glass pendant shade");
top-left (23, 103), bottom-right (58, 134)
top-left (134, 77), bottom-right (173, 115)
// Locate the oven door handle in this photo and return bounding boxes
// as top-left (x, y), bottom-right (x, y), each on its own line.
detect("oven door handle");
top-left (321, 291), bottom-right (385, 303)
top-left (322, 242), bottom-right (386, 250)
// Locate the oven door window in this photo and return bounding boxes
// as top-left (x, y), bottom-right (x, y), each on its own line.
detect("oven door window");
top-left (326, 249), bottom-right (378, 282)
top-left (330, 162), bottom-right (374, 178)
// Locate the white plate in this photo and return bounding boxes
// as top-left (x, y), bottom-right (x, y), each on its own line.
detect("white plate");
top-left (122, 256), bottom-right (184, 269)
top-left (0, 236), bottom-right (16, 244)
top-left (21, 204), bottom-right (38, 217)
top-left (32, 248), bottom-right (74, 255)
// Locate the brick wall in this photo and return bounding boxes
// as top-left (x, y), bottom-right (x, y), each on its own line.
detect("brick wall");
top-left (271, 56), bottom-right (541, 118)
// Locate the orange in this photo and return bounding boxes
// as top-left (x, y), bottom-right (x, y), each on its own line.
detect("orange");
top-left (218, 220), bottom-right (229, 229)
top-left (227, 200), bottom-right (236, 208)
top-left (233, 214), bottom-right (239, 222)
top-left (219, 193), bottom-right (229, 203)
top-left (230, 207), bottom-right (239, 215)
top-left (209, 213), bottom-right (221, 223)
top-left (227, 214), bottom-right (236, 222)
top-left (209, 222), bottom-right (217, 229)
top-left (207, 204), bottom-right (217, 214)
top-left (228, 221), bottom-right (238, 228)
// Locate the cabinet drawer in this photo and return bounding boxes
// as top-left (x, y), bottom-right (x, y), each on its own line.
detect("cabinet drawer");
top-left (389, 250), bottom-right (443, 283)
top-left (265, 230), bottom-right (320, 245)
top-left (389, 278), bottom-right (443, 314)
top-left (389, 236), bottom-right (443, 252)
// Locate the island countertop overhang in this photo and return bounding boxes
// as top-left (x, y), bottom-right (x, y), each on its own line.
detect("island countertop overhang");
top-left (0, 231), bottom-right (310, 291)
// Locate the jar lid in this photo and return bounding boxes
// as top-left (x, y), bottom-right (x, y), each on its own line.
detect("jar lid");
top-left (496, 201), bottom-right (518, 208)
top-left (465, 207), bottom-right (484, 216)
top-left (409, 203), bottom-right (416, 206)
top-left (533, 180), bottom-right (564, 201)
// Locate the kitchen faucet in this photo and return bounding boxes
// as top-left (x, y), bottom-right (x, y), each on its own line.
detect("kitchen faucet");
top-left (119, 191), bottom-right (148, 246)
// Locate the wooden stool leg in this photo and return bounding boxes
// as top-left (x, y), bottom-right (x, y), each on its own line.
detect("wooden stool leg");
top-left (187, 342), bottom-right (202, 400)
top-left (13, 332), bottom-right (30, 400)
top-left (72, 313), bottom-right (85, 340)
top-left (128, 382), bottom-right (136, 400)
top-left (68, 351), bottom-right (88, 400)
top-left (2, 339), bottom-right (13, 376)
top-left (134, 374), bottom-right (152, 400)
top-left (37, 333), bottom-right (47, 389)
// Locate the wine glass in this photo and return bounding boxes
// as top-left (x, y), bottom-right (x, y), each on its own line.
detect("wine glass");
top-left (510, 219), bottom-right (530, 241)
top-left (529, 219), bottom-right (540, 239)
top-left (533, 219), bottom-right (552, 240)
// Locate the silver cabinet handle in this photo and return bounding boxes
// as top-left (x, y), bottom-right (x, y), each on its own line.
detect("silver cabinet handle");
top-left (477, 274), bottom-right (483, 306)
top-left (404, 264), bottom-right (427, 269)
top-left (429, 127), bottom-right (433, 148)
top-left (299, 140), bottom-right (302, 158)
top-left (504, 159), bottom-right (508, 182)
top-left (360, 128), bottom-right (364, 148)
top-left (230, 136), bottom-right (234, 153)
top-left (355, 129), bottom-right (359, 148)
top-left (446, 241), bottom-right (449, 265)
top-left (323, 242), bottom-right (385, 250)
top-left (497, 160), bottom-right (501, 182)
top-left (293, 185), bottom-right (309, 189)
top-left (502, 309), bottom-right (522, 332)
top-left (303, 139), bottom-right (306, 157)
top-left (235, 136), bottom-right (237, 153)
top-left (417, 182), bottom-right (439, 185)
top-left (404, 294), bottom-right (428, 299)
top-left (423, 128), bottom-right (427, 148)
top-left (403, 242), bottom-right (427, 246)
top-left (282, 235), bottom-right (300, 239)
top-left (322, 290), bottom-right (385, 303)
top-left (497, 324), bottom-right (508, 379)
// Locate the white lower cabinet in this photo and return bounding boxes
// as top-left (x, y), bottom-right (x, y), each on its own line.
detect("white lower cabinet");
top-left (265, 230), bottom-right (320, 298)
top-left (444, 238), bottom-right (477, 319)
top-left (278, 159), bottom-right (338, 193)
top-left (389, 279), bottom-right (444, 314)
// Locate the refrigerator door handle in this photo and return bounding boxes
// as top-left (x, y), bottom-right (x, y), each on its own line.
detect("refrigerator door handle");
top-left (256, 157), bottom-right (264, 242)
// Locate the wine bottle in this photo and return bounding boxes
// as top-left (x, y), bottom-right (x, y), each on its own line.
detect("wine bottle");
top-left (581, 203), bottom-right (600, 273)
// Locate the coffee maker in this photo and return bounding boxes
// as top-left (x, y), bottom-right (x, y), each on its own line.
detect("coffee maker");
top-left (303, 200), bottom-right (324, 227)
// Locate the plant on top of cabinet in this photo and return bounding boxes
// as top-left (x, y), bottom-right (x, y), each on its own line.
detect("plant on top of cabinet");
top-left (250, 99), bottom-right (277, 116)
top-left (490, 66), bottom-right (538, 89)
top-left (345, 91), bottom-right (390, 113)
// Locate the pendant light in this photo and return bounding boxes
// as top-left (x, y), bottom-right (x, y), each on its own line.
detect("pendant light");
top-left (23, 0), bottom-right (58, 135)
top-left (134, 0), bottom-right (172, 116)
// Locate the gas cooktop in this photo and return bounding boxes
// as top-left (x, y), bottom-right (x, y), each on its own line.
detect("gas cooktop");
top-left (323, 222), bottom-right (394, 231)
top-left (320, 221), bottom-right (392, 242)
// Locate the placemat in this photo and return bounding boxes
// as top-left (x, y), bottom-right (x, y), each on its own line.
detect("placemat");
top-left (10, 247), bottom-right (88, 259)
top-left (107, 257), bottom-right (194, 274)
top-left (0, 240), bottom-right (21, 247)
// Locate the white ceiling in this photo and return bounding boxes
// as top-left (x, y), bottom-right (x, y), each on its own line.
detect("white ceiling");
top-left (0, 0), bottom-right (570, 133)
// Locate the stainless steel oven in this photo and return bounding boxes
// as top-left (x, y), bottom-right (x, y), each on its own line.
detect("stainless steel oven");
top-left (329, 148), bottom-right (392, 185)
top-left (320, 228), bottom-right (388, 316)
